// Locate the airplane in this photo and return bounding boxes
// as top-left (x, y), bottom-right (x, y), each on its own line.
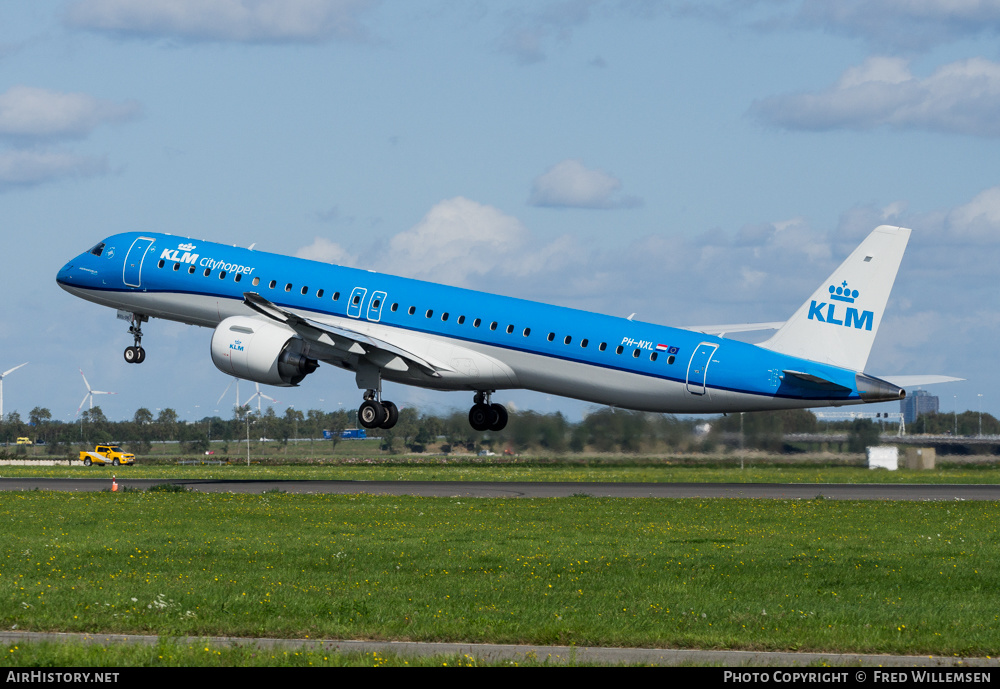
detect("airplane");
top-left (56, 225), bottom-right (958, 431)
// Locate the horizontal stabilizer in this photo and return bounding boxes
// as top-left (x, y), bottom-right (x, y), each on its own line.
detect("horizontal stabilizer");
top-left (875, 375), bottom-right (964, 387)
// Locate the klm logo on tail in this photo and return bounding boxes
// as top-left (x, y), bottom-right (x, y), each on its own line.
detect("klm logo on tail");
top-left (807, 281), bottom-right (874, 331)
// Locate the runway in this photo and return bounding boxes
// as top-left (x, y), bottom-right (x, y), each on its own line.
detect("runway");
top-left (1, 477), bottom-right (998, 500)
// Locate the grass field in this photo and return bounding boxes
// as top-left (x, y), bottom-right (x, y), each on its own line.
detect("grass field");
top-left (1, 489), bottom-right (997, 660)
top-left (3, 461), bottom-right (1000, 484)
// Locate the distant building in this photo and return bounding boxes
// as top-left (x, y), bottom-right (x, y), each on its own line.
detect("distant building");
top-left (901, 389), bottom-right (938, 425)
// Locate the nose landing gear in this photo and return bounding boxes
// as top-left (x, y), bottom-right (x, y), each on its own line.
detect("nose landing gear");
top-left (123, 314), bottom-right (148, 364)
top-left (469, 391), bottom-right (508, 432)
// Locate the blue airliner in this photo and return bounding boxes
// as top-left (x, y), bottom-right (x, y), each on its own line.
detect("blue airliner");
top-left (56, 225), bottom-right (957, 431)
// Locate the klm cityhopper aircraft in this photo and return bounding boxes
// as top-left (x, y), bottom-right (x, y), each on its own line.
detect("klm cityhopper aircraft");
top-left (56, 225), bottom-right (956, 431)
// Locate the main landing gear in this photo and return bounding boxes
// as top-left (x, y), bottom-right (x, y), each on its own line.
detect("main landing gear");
top-left (357, 390), bottom-right (399, 430)
top-left (123, 315), bottom-right (147, 364)
top-left (469, 391), bottom-right (508, 432)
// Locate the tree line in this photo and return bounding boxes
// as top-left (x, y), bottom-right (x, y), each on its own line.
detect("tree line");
top-left (2, 404), bottom-right (998, 456)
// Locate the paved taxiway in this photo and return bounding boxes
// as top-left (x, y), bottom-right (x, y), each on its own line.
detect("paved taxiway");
top-left (1, 477), bottom-right (998, 500)
top-left (2, 630), bottom-right (997, 667)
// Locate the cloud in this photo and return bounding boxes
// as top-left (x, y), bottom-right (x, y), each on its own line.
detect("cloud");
top-left (294, 237), bottom-right (357, 266)
top-left (498, 0), bottom-right (601, 64)
top-left (64, 0), bottom-right (377, 44)
top-left (943, 185), bottom-right (1000, 241)
top-left (377, 197), bottom-right (530, 286)
top-left (749, 56), bottom-right (1000, 137)
top-left (795, 0), bottom-right (1000, 52)
top-left (0, 86), bottom-right (141, 141)
top-left (666, 1), bottom-right (1000, 52)
top-left (528, 159), bottom-right (642, 209)
top-left (0, 150), bottom-right (108, 189)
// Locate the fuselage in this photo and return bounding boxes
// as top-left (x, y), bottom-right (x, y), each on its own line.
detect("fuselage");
top-left (57, 231), bottom-right (883, 414)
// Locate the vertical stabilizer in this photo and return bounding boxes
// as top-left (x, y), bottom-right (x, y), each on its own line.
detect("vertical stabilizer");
top-left (759, 225), bottom-right (910, 371)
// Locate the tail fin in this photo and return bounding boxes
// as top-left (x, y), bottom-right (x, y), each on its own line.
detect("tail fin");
top-left (760, 225), bottom-right (910, 371)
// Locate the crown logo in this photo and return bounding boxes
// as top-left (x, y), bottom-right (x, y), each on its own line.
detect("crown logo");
top-left (178, 242), bottom-right (196, 251)
top-left (829, 280), bottom-right (859, 303)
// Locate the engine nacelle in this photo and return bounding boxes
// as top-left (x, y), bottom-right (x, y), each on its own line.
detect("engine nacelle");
top-left (211, 316), bottom-right (318, 387)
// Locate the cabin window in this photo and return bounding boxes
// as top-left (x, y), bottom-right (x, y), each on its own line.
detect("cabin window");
top-left (252, 277), bottom-right (260, 286)
top-left (188, 266), bottom-right (196, 274)
top-left (285, 283), bottom-right (293, 292)
top-left (157, 259), bottom-right (165, 269)
top-left (426, 309), bottom-right (433, 318)
top-left (333, 291), bottom-right (340, 301)
top-left (390, 303), bottom-right (398, 312)
top-left (441, 312), bottom-right (449, 321)
top-left (650, 352), bottom-right (658, 361)
top-left (564, 335), bottom-right (572, 345)
top-left (317, 289), bottom-right (324, 297)
top-left (457, 315), bottom-right (465, 324)
top-left (473, 318), bottom-right (481, 328)
top-left (633, 348), bottom-right (641, 358)
top-left (523, 327), bottom-right (531, 337)
top-left (547, 333), bottom-right (555, 342)
top-left (506, 324), bottom-right (514, 334)
top-left (235, 274), bottom-right (242, 283)
top-left (408, 306), bottom-right (416, 315)
top-left (173, 263), bottom-right (180, 271)
top-left (667, 355), bottom-right (675, 365)
top-left (203, 268), bottom-right (211, 277)
top-left (301, 286), bottom-right (308, 295)
top-left (490, 322), bottom-right (498, 331)
top-left (581, 339), bottom-right (589, 348)
top-left (599, 342), bottom-right (607, 352)
top-left (373, 298), bottom-right (381, 308)
top-left (269, 280), bottom-right (276, 289)
top-left (616, 345), bottom-right (624, 355)
top-left (219, 270), bottom-right (227, 279)
top-left (353, 294), bottom-right (361, 305)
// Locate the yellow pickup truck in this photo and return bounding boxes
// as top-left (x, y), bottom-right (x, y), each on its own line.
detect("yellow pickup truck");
top-left (79, 445), bottom-right (135, 467)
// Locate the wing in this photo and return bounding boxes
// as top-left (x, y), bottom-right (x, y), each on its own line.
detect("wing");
top-left (242, 292), bottom-right (449, 378)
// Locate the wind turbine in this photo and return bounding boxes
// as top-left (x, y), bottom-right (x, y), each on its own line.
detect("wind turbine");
top-left (217, 377), bottom-right (241, 411)
top-left (77, 369), bottom-right (116, 417)
top-left (0, 362), bottom-right (27, 420)
top-left (245, 383), bottom-right (278, 413)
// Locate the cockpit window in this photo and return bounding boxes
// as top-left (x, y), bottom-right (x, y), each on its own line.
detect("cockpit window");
top-left (89, 242), bottom-right (105, 257)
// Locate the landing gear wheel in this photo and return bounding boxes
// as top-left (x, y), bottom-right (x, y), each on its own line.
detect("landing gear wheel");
top-left (125, 315), bottom-right (147, 364)
top-left (469, 403), bottom-right (492, 432)
top-left (489, 403), bottom-right (508, 432)
top-left (358, 400), bottom-right (386, 429)
top-left (379, 401), bottom-right (399, 430)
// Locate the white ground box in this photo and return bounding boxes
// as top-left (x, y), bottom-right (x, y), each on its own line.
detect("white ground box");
top-left (867, 445), bottom-right (899, 470)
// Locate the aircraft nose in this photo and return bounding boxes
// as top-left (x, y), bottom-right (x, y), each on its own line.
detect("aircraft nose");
top-left (56, 261), bottom-right (73, 286)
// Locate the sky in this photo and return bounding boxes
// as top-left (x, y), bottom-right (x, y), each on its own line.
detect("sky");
top-left (1, 0), bottom-right (998, 426)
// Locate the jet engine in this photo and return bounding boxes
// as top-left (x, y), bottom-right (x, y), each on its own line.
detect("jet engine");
top-left (210, 316), bottom-right (318, 386)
